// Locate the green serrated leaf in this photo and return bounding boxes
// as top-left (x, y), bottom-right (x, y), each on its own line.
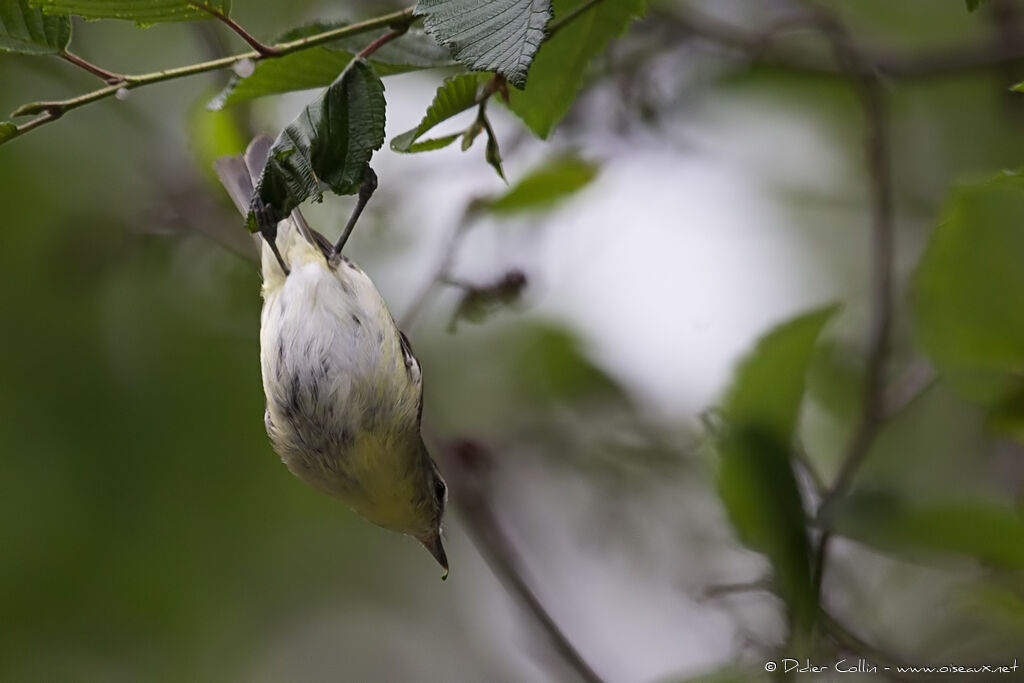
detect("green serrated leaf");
top-left (0, 121), bottom-right (17, 143)
top-left (507, 0), bottom-right (646, 138)
top-left (486, 155), bottom-right (598, 213)
top-left (209, 25), bottom-right (453, 110)
top-left (415, 0), bottom-right (551, 88)
top-left (245, 58), bottom-right (386, 232)
top-left (1, 0), bottom-right (69, 54)
top-left (717, 305), bottom-right (838, 638)
top-left (833, 490), bottom-right (1024, 569)
top-left (913, 174), bottom-right (1024, 411)
top-left (30, 0), bottom-right (230, 24)
top-left (390, 72), bottom-right (489, 153)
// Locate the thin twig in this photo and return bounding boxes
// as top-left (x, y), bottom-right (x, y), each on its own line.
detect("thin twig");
top-left (400, 188), bottom-right (484, 329)
top-left (442, 440), bottom-right (604, 683)
top-left (190, 2), bottom-right (281, 57)
top-left (784, 5), bottom-right (894, 631)
top-left (806, 3), bottom-right (895, 517)
top-left (59, 50), bottom-right (125, 84)
top-left (820, 610), bottom-right (917, 682)
top-left (356, 25), bottom-right (410, 60)
top-left (4, 7), bottom-right (416, 146)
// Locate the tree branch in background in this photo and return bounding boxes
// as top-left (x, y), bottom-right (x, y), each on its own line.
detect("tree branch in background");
top-left (441, 440), bottom-right (605, 683)
top-left (804, 1), bottom-right (895, 517)
top-left (655, 4), bottom-right (1024, 80)
top-left (783, 2), bottom-right (895, 625)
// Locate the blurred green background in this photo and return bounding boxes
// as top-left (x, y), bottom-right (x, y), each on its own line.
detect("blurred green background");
top-left (4, 0), bottom-right (1024, 681)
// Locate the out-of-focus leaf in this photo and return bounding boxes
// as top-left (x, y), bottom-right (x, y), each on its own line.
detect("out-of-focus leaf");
top-left (987, 385), bottom-right (1024, 441)
top-left (390, 72), bottom-right (489, 153)
top-left (833, 489), bottom-right (1024, 569)
top-left (31, 0), bottom-right (230, 23)
top-left (913, 174), bottom-right (1024, 415)
top-left (717, 305), bottom-right (838, 637)
top-left (415, 0), bottom-right (551, 88)
top-left (507, 0), bottom-right (645, 138)
top-left (969, 583), bottom-right (1024, 628)
top-left (0, 121), bottom-right (16, 143)
top-left (449, 270), bottom-right (526, 330)
top-left (805, 339), bottom-right (864, 419)
top-left (0, 0), bottom-right (68, 54)
top-left (209, 25), bottom-right (452, 110)
top-left (246, 58), bottom-right (385, 232)
top-left (724, 305), bottom-right (840, 440)
top-left (966, 0), bottom-right (990, 11)
top-left (188, 89), bottom-right (245, 181)
top-left (517, 326), bottom-right (624, 403)
top-left (485, 155), bottom-right (598, 213)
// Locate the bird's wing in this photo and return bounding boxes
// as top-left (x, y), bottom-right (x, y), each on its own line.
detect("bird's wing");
top-left (212, 155), bottom-right (254, 216)
top-left (397, 329), bottom-right (424, 422)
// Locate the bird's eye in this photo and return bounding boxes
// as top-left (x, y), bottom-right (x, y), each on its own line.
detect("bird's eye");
top-left (434, 477), bottom-right (448, 504)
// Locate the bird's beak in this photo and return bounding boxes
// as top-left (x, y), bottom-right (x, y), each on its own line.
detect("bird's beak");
top-left (420, 532), bottom-right (449, 580)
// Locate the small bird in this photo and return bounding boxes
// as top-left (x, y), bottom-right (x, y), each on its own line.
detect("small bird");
top-left (215, 137), bottom-right (449, 577)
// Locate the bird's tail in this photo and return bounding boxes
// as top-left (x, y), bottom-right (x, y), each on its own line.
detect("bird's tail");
top-left (213, 137), bottom-right (332, 266)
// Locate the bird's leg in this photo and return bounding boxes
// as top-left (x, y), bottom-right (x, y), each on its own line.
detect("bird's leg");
top-left (332, 165), bottom-right (378, 258)
top-left (254, 201), bottom-right (289, 275)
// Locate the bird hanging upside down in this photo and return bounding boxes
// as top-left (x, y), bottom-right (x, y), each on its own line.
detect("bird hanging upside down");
top-left (215, 137), bottom-right (449, 578)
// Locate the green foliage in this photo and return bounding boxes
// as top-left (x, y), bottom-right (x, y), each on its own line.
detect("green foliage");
top-left (507, 0), bottom-right (646, 138)
top-left (209, 25), bottom-right (453, 110)
top-left (966, 0), bottom-right (990, 11)
top-left (515, 326), bottom-right (624, 402)
top-left (833, 490), bottom-right (1024, 569)
top-left (723, 305), bottom-right (840, 440)
top-left (913, 174), bottom-right (1024, 416)
top-left (29, 0), bottom-right (230, 24)
top-left (187, 89), bottom-right (245, 180)
top-left (415, 0), bottom-right (551, 88)
top-left (246, 58), bottom-right (385, 231)
top-left (0, 0), bottom-right (69, 54)
top-left (390, 72), bottom-right (490, 153)
top-left (0, 122), bottom-right (15, 142)
top-left (717, 305), bottom-right (838, 637)
top-left (484, 155), bottom-right (599, 213)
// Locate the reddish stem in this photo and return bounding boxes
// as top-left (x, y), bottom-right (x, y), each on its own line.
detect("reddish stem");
top-left (60, 50), bottom-right (125, 85)
top-left (357, 25), bottom-right (410, 60)
top-left (190, 2), bottom-right (281, 57)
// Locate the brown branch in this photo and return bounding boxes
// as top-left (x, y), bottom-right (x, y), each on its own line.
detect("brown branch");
top-left (442, 440), bottom-right (604, 683)
top-left (806, 2), bottom-right (895, 517)
top-left (657, 5), bottom-right (1024, 80)
top-left (820, 611), bottom-right (918, 683)
top-left (59, 50), bottom-right (125, 85)
top-left (4, 7), bottom-right (417, 147)
top-left (357, 25), bottom-right (410, 60)
top-left (189, 2), bottom-right (281, 57)
top-left (780, 4), bottom-right (894, 632)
